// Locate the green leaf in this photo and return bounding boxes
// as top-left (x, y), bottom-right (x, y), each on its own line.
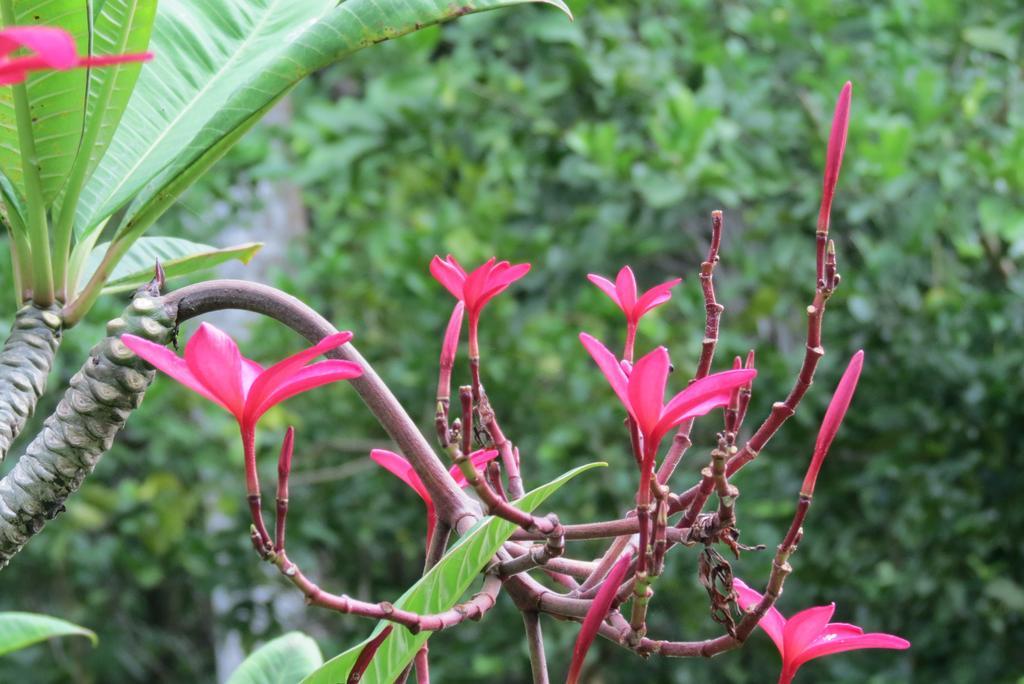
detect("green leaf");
top-left (303, 462), bottom-right (606, 684)
top-left (73, 0), bottom-right (572, 239)
top-left (81, 0), bottom-right (158, 184)
top-left (0, 1), bottom-right (89, 205)
top-left (962, 26), bottom-right (1018, 61)
top-left (78, 236), bottom-right (262, 295)
top-left (0, 612), bottom-right (97, 656)
top-left (226, 632), bottom-right (323, 684)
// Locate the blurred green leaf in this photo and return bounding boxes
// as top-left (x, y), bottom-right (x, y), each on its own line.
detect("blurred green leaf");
top-left (0, 612), bottom-right (97, 657)
top-left (226, 632), bottom-right (323, 684)
top-left (80, 237), bottom-right (262, 295)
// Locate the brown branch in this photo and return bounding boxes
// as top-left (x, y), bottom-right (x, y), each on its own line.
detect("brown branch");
top-left (658, 210), bottom-right (726, 485)
top-left (523, 611), bottom-right (550, 684)
top-left (164, 280), bottom-right (481, 528)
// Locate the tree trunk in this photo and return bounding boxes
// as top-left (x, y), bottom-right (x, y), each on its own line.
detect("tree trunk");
top-left (0, 305), bottom-right (62, 461)
top-left (0, 294), bottom-right (173, 568)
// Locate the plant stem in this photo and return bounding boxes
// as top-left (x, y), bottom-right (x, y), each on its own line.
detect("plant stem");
top-left (3, 209), bottom-right (33, 301)
top-left (61, 231), bottom-right (138, 327)
top-left (523, 611), bottom-right (550, 684)
top-left (0, 59), bottom-right (54, 304)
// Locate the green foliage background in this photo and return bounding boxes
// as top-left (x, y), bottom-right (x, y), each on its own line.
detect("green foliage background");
top-left (2, 0), bottom-right (1022, 681)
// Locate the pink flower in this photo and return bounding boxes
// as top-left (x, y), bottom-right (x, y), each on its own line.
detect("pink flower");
top-left (0, 26), bottom-right (151, 85)
top-left (430, 255), bottom-right (530, 357)
top-left (580, 333), bottom-right (754, 500)
top-left (370, 448), bottom-right (499, 543)
top-left (817, 81), bottom-right (852, 233)
top-left (733, 578), bottom-right (909, 684)
top-left (580, 332), bottom-right (754, 471)
top-left (587, 266), bottom-right (681, 360)
top-left (122, 323), bottom-right (362, 500)
top-left (566, 552), bottom-right (632, 684)
top-left (801, 350), bottom-right (863, 496)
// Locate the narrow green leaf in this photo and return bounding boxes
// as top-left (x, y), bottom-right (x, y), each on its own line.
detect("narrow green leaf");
top-left (226, 632), bottom-right (323, 684)
top-left (0, 1), bottom-right (90, 205)
top-left (78, 236), bottom-right (262, 295)
top-left (0, 612), bottom-right (97, 656)
top-left (74, 0), bottom-right (572, 238)
top-left (303, 462), bottom-right (606, 684)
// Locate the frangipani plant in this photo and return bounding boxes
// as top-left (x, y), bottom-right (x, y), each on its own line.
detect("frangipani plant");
top-left (0, 5), bottom-right (910, 681)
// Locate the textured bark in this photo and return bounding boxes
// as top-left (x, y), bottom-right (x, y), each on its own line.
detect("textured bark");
top-left (0, 305), bottom-right (62, 461)
top-left (0, 294), bottom-right (173, 568)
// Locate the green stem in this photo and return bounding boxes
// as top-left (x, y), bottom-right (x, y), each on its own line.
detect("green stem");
top-left (61, 229), bottom-right (138, 327)
top-left (2, 0), bottom-right (54, 306)
top-left (4, 219), bottom-right (32, 301)
top-left (1, 186), bottom-right (32, 300)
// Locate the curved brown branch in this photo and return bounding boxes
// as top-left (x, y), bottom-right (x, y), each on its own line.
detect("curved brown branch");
top-left (164, 279), bottom-right (480, 527)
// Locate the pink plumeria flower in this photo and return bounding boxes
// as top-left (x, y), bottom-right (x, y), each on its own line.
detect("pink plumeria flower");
top-left (587, 266), bottom-right (681, 360)
top-left (733, 578), bottom-right (909, 684)
top-left (802, 350), bottom-right (863, 496)
top-left (0, 26), bottom-right (151, 85)
top-left (370, 448), bottom-right (499, 544)
top-left (430, 255), bottom-right (530, 358)
top-left (566, 552), bottom-right (632, 684)
top-left (122, 323), bottom-right (362, 499)
top-left (579, 333), bottom-right (755, 492)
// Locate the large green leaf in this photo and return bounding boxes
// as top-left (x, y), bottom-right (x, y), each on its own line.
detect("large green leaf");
top-left (226, 632), bottom-right (323, 684)
top-left (73, 0), bottom-right (571, 239)
top-left (0, 612), bottom-right (97, 656)
top-left (0, 0), bottom-right (89, 205)
top-left (78, 236), bottom-right (262, 294)
top-left (303, 462), bottom-right (605, 684)
top-left (81, 0), bottom-right (158, 183)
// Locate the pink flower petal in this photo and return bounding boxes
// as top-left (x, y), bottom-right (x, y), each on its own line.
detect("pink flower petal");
top-left (241, 359), bottom-right (264, 395)
top-left (614, 266), bottom-right (638, 313)
top-left (462, 257), bottom-right (497, 312)
top-left (478, 261), bottom-right (530, 305)
top-left (567, 552), bottom-right (632, 684)
top-left (243, 331), bottom-right (353, 425)
top-left (627, 346), bottom-right (670, 439)
top-left (121, 334), bottom-right (229, 412)
top-left (587, 274), bottom-right (622, 309)
top-left (448, 449), bottom-right (499, 488)
top-left (0, 26), bottom-right (77, 68)
top-left (76, 52), bottom-right (152, 68)
top-left (801, 350), bottom-right (863, 496)
top-left (654, 369), bottom-right (757, 442)
top-left (248, 360), bottom-right (362, 425)
top-left (183, 323), bottom-right (247, 421)
top-left (430, 255), bottom-right (466, 301)
top-left (579, 333), bottom-right (632, 417)
top-left (488, 261), bottom-right (531, 288)
top-left (793, 631), bottom-right (910, 670)
top-left (634, 278), bottom-right (681, 319)
top-left (439, 302), bottom-right (465, 371)
top-left (784, 603), bottom-right (836, 656)
top-left (809, 623), bottom-right (863, 644)
top-left (732, 578), bottom-right (787, 657)
top-left (370, 449), bottom-right (430, 502)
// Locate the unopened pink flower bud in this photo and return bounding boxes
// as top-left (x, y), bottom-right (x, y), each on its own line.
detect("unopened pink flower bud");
top-left (817, 81), bottom-right (852, 233)
top-left (801, 350), bottom-right (863, 496)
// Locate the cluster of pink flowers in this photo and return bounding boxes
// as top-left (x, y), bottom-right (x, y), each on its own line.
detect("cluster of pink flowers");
top-left (113, 71), bottom-right (907, 681)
